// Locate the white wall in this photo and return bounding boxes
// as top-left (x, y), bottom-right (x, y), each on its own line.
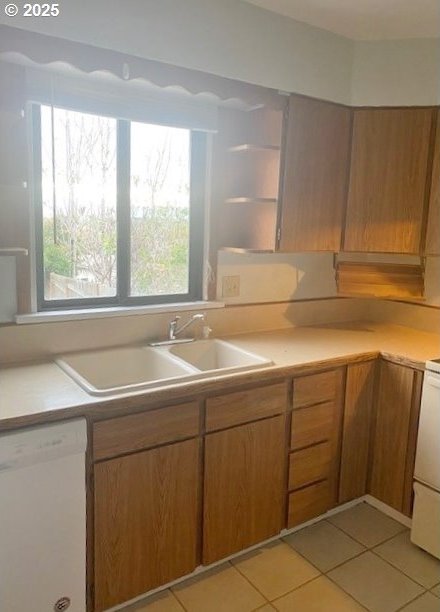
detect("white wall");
top-left (216, 252), bottom-right (337, 304)
top-left (0, 0), bottom-right (353, 104)
top-left (1, 2), bottom-right (439, 322)
top-left (0, 258), bottom-right (17, 322)
top-left (351, 37), bottom-right (440, 106)
top-left (1, 2), bottom-right (439, 106)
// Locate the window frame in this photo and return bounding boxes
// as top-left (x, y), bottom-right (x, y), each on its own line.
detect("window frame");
top-left (32, 103), bottom-right (206, 311)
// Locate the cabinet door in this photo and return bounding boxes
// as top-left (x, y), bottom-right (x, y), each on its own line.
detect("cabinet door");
top-left (94, 438), bottom-right (199, 611)
top-left (369, 361), bottom-right (422, 514)
top-left (344, 108), bottom-right (435, 253)
top-left (280, 95), bottom-right (351, 251)
top-left (426, 110), bottom-right (440, 255)
top-left (203, 415), bottom-right (285, 564)
top-left (339, 361), bottom-right (376, 503)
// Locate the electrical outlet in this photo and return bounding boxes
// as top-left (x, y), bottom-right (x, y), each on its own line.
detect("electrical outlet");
top-left (222, 275), bottom-right (240, 298)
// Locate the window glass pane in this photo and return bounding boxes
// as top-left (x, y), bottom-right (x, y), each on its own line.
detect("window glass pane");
top-left (40, 105), bottom-right (117, 300)
top-left (130, 122), bottom-right (191, 297)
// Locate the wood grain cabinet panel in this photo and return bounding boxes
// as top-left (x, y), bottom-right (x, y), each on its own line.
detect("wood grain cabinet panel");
top-left (279, 95), bottom-right (351, 251)
top-left (344, 108), bottom-right (435, 253)
top-left (339, 361), bottom-right (376, 503)
top-left (203, 415), bottom-right (285, 564)
top-left (426, 110), bottom-right (440, 255)
top-left (94, 438), bottom-right (199, 611)
top-left (369, 361), bottom-right (423, 515)
top-left (93, 401), bottom-right (199, 460)
top-left (293, 368), bottom-right (343, 409)
top-left (205, 382), bottom-right (287, 431)
top-left (287, 481), bottom-right (331, 528)
top-left (288, 442), bottom-right (332, 490)
top-left (290, 401), bottom-right (335, 450)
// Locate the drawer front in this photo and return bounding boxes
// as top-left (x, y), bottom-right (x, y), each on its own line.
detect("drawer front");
top-left (205, 382), bottom-right (287, 432)
top-left (290, 401), bottom-right (335, 450)
top-left (288, 442), bottom-right (332, 490)
top-left (93, 402), bottom-right (200, 461)
top-left (293, 369), bottom-right (342, 409)
top-left (287, 480), bottom-right (331, 528)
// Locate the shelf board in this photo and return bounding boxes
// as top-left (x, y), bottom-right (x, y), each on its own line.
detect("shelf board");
top-left (225, 197), bottom-right (278, 205)
top-left (219, 247), bottom-right (275, 254)
top-left (228, 144), bottom-right (280, 153)
top-left (0, 248), bottom-right (28, 257)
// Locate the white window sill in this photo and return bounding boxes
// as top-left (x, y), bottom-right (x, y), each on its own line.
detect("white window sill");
top-left (15, 301), bottom-right (225, 325)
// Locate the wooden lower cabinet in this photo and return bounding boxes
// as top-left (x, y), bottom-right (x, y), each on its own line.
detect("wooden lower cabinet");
top-left (339, 361), bottom-right (376, 503)
top-left (288, 481), bottom-right (331, 527)
top-left (287, 368), bottom-right (344, 527)
top-left (369, 360), bottom-right (423, 515)
top-left (203, 415), bottom-right (285, 564)
top-left (90, 362), bottom-right (426, 608)
top-left (94, 438), bottom-right (200, 611)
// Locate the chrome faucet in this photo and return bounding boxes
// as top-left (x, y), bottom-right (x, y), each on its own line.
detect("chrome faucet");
top-left (168, 313), bottom-right (206, 341)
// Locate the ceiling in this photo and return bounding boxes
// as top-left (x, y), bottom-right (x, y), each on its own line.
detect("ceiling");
top-left (243, 0), bottom-right (440, 40)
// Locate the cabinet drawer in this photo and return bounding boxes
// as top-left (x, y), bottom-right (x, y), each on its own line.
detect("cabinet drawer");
top-left (287, 480), bottom-right (331, 528)
top-left (288, 442), bottom-right (332, 490)
top-left (291, 401), bottom-right (335, 450)
top-left (93, 402), bottom-right (200, 461)
top-left (293, 369), bottom-right (342, 409)
top-left (205, 382), bottom-right (287, 432)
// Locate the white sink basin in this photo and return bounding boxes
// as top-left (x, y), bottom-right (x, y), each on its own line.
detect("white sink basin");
top-left (164, 339), bottom-right (273, 374)
top-left (56, 346), bottom-right (199, 396)
top-left (56, 340), bottom-right (273, 396)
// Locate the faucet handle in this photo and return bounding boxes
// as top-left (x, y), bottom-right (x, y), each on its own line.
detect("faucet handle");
top-left (168, 315), bottom-right (181, 340)
top-left (202, 325), bottom-right (212, 339)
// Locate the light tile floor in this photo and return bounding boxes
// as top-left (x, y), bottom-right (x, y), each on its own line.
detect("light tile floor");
top-left (123, 503), bottom-right (440, 612)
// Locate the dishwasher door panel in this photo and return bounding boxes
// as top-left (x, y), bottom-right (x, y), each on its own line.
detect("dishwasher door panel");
top-left (0, 419), bottom-right (87, 612)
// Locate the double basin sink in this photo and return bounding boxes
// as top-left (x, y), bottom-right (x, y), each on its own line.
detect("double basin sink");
top-left (56, 339), bottom-right (273, 396)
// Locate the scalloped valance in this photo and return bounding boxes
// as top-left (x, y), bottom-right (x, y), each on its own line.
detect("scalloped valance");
top-left (0, 25), bottom-right (284, 111)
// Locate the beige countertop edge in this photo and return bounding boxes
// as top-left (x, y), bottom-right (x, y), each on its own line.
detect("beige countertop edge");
top-left (0, 348), bottom-right (425, 433)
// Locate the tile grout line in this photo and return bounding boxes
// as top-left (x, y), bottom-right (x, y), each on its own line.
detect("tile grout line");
top-left (322, 571), bottom-right (371, 611)
top-left (231, 543), bottom-right (327, 605)
top-left (227, 560), bottom-right (273, 605)
top-left (325, 514), bottom-right (408, 550)
top-left (394, 589), bottom-right (431, 612)
top-left (169, 588), bottom-right (189, 612)
top-left (123, 507), bottom-right (434, 611)
top-left (370, 548), bottom-right (437, 591)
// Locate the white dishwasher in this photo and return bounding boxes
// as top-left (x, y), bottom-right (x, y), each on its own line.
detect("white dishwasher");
top-left (411, 359), bottom-right (440, 559)
top-left (0, 419), bottom-right (87, 612)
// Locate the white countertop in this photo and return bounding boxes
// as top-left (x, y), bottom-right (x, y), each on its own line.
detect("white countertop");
top-left (1, 322), bottom-right (438, 431)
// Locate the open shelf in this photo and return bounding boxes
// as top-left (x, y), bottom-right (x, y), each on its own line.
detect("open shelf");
top-left (0, 248), bottom-right (28, 256)
top-left (228, 144), bottom-right (280, 153)
top-left (219, 247), bottom-right (275, 254)
top-left (225, 197), bottom-right (278, 205)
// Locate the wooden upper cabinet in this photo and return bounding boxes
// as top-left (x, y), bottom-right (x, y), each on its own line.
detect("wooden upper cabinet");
top-left (425, 110), bottom-right (440, 255)
top-left (344, 108), bottom-right (435, 254)
top-left (279, 95), bottom-right (351, 252)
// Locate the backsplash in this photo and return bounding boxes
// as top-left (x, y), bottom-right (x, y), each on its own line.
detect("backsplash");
top-left (0, 296), bottom-right (438, 366)
top-left (216, 251), bottom-right (337, 304)
top-left (0, 298), bottom-right (364, 365)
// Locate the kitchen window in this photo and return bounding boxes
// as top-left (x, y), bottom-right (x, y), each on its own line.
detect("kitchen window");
top-left (32, 104), bottom-right (206, 310)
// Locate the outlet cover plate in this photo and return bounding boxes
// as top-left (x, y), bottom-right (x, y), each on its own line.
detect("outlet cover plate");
top-left (222, 275), bottom-right (240, 298)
